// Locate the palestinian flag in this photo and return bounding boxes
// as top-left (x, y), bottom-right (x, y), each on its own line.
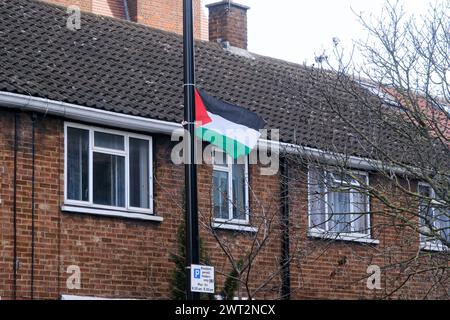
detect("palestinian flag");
top-left (195, 89), bottom-right (266, 159)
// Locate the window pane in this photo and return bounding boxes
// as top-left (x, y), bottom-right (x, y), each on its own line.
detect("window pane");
top-left (418, 184), bottom-right (450, 244)
top-left (420, 206), bottom-right (435, 241)
top-left (418, 185), bottom-right (434, 240)
top-left (93, 152), bottom-right (125, 207)
top-left (213, 149), bottom-right (227, 167)
top-left (352, 190), bottom-right (368, 234)
top-left (213, 170), bottom-right (229, 219)
top-left (309, 168), bottom-right (326, 230)
top-left (67, 127), bottom-right (89, 201)
top-left (444, 212), bottom-right (450, 242)
top-left (232, 163), bottom-right (246, 220)
top-left (94, 131), bottom-right (124, 150)
top-left (129, 138), bottom-right (150, 209)
top-left (434, 208), bottom-right (450, 242)
top-left (329, 191), bottom-right (351, 233)
top-left (418, 184), bottom-right (431, 197)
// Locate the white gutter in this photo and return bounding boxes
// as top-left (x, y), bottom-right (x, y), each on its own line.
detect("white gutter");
top-left (0, 91), bottom-right (410, 174)
top-left (259, 140), bottom-right (412, 175)
top-left (0, 91), bottom-right (180, 135)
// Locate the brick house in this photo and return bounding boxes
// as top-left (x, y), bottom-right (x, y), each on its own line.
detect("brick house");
top-left (0, 0), bottom-right (448, 300)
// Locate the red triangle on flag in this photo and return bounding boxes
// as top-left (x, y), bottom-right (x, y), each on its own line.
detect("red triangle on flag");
top-left (195, 89), bottom-right (212, 126)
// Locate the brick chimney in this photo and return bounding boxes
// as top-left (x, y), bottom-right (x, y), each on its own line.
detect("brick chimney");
top-left (207, 1), bottom-right (249, 50)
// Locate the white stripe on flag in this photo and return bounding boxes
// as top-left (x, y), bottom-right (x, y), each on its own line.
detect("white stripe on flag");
top-left (200, 112), bottom-right (261, 149)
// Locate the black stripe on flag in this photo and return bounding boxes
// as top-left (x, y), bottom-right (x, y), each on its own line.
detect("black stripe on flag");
top-left (197, 89), bottom-right (266, 130)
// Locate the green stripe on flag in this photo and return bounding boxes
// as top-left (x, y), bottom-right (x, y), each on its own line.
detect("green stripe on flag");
top-left (195, 127), bottom-right (252, 159)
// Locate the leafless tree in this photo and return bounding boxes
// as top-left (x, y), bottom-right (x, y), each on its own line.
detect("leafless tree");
top-left (191, 1), bottom-right (448, 300)
top-left (290, 0), bottom-right (449, 299)
top-left (198, 148), bottom-right (296, 300)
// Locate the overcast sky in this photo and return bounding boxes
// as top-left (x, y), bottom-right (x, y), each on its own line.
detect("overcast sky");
top-left (202, 0), bottom-right (435, 65)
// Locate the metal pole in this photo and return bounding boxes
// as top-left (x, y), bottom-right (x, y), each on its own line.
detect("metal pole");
top-left (183, 0), bottom-right (200, 300)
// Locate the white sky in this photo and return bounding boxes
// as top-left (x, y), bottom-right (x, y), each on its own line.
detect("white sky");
top-left (202, 0), bottom-right (435, 65)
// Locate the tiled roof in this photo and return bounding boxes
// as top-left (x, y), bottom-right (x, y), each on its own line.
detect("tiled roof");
top-left (0, 0), bottom-right (445, 165)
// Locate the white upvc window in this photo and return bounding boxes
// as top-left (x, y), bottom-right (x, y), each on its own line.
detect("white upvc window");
top-left (64, 122), bottom-right (153, 216)
top-left (212, 148), bottom-right (249, 225)
top-left (308, 166), bottom-right (372, 240)
top-left (418, 183), bottom-right (449, 251)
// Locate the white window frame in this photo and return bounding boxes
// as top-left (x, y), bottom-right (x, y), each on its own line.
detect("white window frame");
top-left (307, 166), bottom-right (376, 243)
top-left (64, 122), bottom-right (154, 218)
top-left (418, 182), bottom-right (449, 252)
top-left (212, 148), bottom-right (250, 225)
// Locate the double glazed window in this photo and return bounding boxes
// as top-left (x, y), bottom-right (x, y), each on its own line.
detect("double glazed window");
top-left (418, 183), bottom-right (449, 249)
top-left (212, 149), bottom-right (249, 224)
top-left (65, 123), bottom-right (153, 213)
top-left (308, 167), bottom-right (370, 236)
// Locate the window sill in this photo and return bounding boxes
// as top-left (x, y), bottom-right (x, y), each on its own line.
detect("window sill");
top-left (212, 222), bottom-right (258, 233)
top-left (420, 241), bottom-right (448, 252)
top-left (308, 229), bottom-right (379, 244)
top-left (61, 205), bottom-right (163, 222)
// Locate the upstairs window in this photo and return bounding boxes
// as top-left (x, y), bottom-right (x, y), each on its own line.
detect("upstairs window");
top-left (418, 183), bottom-right (449, 250)
top-left (65, 123), bottom-right (153, 214)
top-left (212, 149), bottom-right (249, 225)
top-left (308, 167), bottom-right (371, 237)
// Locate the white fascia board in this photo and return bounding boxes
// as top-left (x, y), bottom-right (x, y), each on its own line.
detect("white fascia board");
top-left (259, 138), bottom-right (413, 175)
top-left (0, 91), bottom-right (181, 135)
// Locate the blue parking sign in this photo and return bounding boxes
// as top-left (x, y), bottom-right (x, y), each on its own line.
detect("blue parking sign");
top-left (191, 264), bottom-right (214, 293)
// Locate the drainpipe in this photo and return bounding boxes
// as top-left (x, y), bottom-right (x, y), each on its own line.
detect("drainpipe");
top-left (280, 156), bottom-right (291, 299)
top-left (12, 112), bottom-right (19, 300)
top-left (30, 113), bottom-right (36, 299)
top-left (122, 0), bottom-right (130, 21)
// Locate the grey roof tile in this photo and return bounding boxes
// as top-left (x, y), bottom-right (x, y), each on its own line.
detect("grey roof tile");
top-left (0, 0), bottom-right (447, 167)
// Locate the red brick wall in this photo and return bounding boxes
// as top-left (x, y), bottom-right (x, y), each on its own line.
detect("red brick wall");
top-left (286, 164), bottom-right (449, 299)
top-left (0, 112), bottom-right (61, 299)
top-left (41, 0), bottom-right (208, 40)
top-left (197, 156), bottom-right (283, 299)
top-left (132, 0), bottom-right (204, 40)
top-left (92, 0), bottom-right (125, 19)
top-left (0, 110), bottom-right (448, 299)
top-left (0, 110), bottom-right (280, 299)
top-left (200, 4), bottom-right (209, 43)
top-left (41, 0), bottom-right (92, 11)
top-left (0, 111), bottom-right (188, 299)
top-left (0, 111), bottom-right (16, 299)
